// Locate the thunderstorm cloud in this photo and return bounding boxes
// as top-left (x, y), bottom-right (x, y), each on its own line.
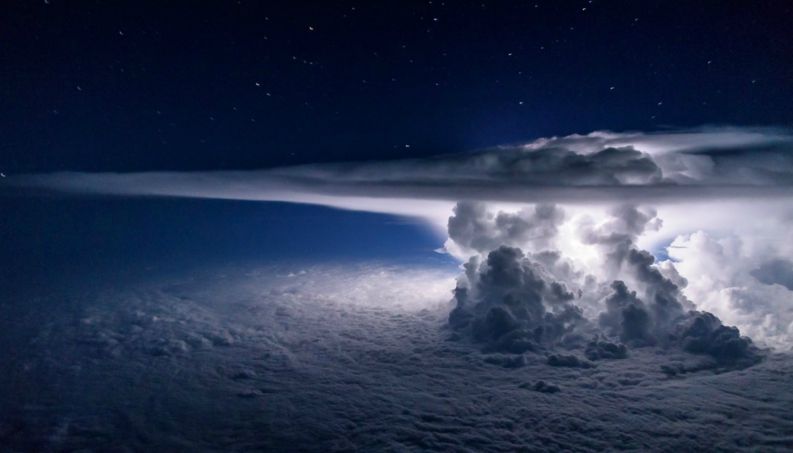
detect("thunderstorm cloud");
top-left (4, 126), bottom-right (793, 450)
top-left (5, 126), bottom-right (793, 352)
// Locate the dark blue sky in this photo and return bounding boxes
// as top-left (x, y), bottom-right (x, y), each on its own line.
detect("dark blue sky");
top-left (0, 195), bottom-right (452, 293)
top-left (2, 1), bottom-right (792, 173)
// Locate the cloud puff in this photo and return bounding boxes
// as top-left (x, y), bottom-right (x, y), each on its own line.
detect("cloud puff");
top-left (751, 259), bottom-right (793, 291)
top-left (449, 245), bottom-right (587, 354)
top-left (546, 353), bottom-right (594, 368)
top-left (445, 201), bottom-right (565, 256)
top-left (668, 231), bottom-right (793, 350)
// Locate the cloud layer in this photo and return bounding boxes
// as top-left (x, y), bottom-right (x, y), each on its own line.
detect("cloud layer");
top-left (7, 127), bottom-right (793, 209)
top-left (3, 262), bottom-right (791, 451)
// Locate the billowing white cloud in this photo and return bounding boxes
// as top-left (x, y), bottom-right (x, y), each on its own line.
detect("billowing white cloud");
top-left (8, 261), bottom-right (793, 450)
top-left (668, 231), bottom-right (793, 350)
top-left (445, 202), bottom-right (763, 364)
top-left (5, 126), bottom-right (793, 351)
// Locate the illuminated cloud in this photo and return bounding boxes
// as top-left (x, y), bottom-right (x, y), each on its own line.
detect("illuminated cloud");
top-left (7, 126), bottom-right (793, 212)
top-left (669, 231), bottom-right (793, 350)
top-left (445, 202), bottom-right (762, 363)
top-left (6, 126), bottom-right (793, 351)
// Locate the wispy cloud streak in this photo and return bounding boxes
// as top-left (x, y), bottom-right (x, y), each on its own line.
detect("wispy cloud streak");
top-left (6, 127), bottom-right (793, 210)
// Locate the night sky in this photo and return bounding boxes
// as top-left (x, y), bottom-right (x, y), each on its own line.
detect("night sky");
top-left (3, 2), bottom-right (793, 451)
top-left (3, 1), bottom-right (792, 174)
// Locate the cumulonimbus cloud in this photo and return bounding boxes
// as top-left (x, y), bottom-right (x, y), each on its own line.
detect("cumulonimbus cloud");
top-left (446, 202), bottom-right (762, 367)
top-left (6, 125), bottom-right (793, 351)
